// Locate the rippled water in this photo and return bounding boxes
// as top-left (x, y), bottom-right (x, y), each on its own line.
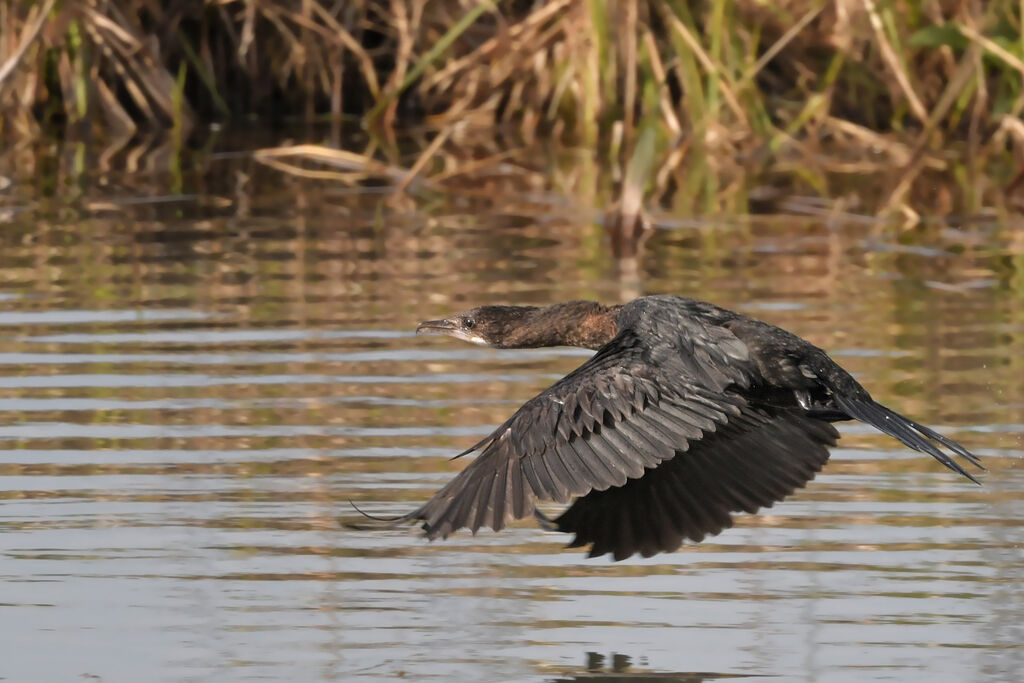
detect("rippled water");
top-left (0, 161), bottom-right (1022, 682)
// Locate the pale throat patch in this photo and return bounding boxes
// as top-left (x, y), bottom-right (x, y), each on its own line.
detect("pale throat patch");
top-left (449, 329), bottom-right (488, 345)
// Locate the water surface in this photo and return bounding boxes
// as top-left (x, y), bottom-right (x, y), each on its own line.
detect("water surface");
top-left (0, 157), bottom-right (1022, 682)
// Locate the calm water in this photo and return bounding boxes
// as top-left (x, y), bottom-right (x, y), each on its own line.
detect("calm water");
top-left (0, 155), bottom-right (1023, 682)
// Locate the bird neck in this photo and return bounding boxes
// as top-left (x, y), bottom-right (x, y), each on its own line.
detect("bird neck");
top-left (497, 301), bottom-right (620, 350)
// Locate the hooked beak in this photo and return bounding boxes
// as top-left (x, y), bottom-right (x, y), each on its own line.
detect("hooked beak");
top-left (416, 318), bottom-right (458, 336)
top-left (416, 318), bottom-right (488, 345)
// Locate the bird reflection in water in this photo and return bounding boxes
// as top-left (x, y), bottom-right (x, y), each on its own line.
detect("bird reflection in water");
top-left (546, 650), bottom-right (737, 682)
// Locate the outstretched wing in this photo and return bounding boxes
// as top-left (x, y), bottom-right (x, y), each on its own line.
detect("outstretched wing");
top-left (400, 316), bottom-right (759, 540)
top-left (546, 408), bottom-right (838, 560)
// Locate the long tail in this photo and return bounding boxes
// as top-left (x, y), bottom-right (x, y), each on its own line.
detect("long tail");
top-left (833, 395), bottom-right (984, 484)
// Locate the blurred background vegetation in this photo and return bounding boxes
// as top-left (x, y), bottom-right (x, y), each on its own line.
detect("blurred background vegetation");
top-left (1, 0), bottom-right (1023, 222)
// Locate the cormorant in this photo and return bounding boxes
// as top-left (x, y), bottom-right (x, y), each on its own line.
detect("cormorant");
top-left (364, 295), bottom-right (983, 561)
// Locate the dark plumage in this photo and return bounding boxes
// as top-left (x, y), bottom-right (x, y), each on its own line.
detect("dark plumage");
top-left (364, 295), bottom-right (983, 561)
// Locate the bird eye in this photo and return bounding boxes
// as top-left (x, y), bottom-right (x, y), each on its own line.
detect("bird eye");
top-left (464, 318), bottom-right (476, 329)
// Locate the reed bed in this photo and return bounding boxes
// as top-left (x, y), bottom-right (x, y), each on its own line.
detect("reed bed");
top-left (1, 0), bottom-right (1022, 218)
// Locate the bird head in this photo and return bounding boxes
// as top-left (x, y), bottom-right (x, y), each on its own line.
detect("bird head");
top-left (416, 305), bottom-right (540, 347)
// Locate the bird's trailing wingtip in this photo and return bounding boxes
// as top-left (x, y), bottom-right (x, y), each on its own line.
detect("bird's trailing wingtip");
top-left (344, 500), bottom-right (419, 530)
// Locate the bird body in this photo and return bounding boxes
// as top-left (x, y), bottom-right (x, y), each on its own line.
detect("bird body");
top-left (368, 295), bottom-right (982, 561)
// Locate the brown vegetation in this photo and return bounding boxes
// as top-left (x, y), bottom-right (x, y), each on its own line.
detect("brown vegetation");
top-left (1, 1), bottom-right (1023, 218)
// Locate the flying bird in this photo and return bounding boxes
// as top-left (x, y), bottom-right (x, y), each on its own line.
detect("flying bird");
top-left (360, 295), bottom-right (982, 560)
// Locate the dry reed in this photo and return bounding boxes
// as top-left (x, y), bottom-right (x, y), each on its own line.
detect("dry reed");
top-left (1, 0), bottom-right (1022, 219)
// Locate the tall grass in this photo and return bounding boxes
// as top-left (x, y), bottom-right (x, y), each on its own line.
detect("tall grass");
top-left (1, 0), bottom-right (1022, 217)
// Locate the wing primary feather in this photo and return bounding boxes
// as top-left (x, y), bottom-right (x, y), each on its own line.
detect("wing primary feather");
top-left (703, 442), bottom-right (765, 513)
top-left (655, 462), bottom-right (702, 541)
top-left (521, 452), bottom-right (552, 501)
top-left (646, 484), bottom-right (684, 554)
top-left (472, 474), bottom-right (494, 533)
top-left (612, 508), bottom-right (634, 561)
top-left (443, 473), bottom-right (488, 537)
top-left (672, 452), bottom-right (732, 539)
top-left (534, 450), bottom-right (572, 503)
top-left (491, 457), bottom-right (511, 531)
top-left (509, 450), bottom-right (529, 519)
top-left (543, 446), bottom-right (588, 496)
top-left (345, 500), bottom-right (424, 530)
